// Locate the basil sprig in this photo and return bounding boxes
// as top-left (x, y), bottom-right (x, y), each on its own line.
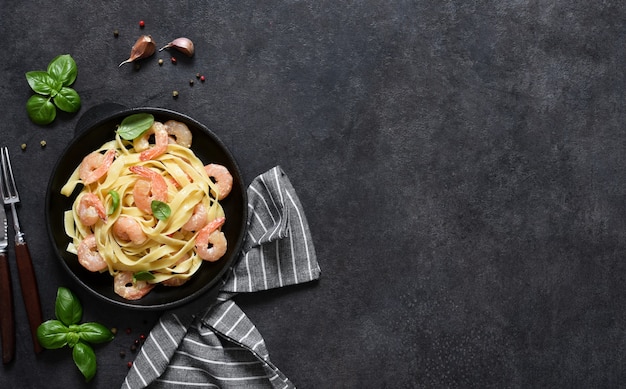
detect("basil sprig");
top-left (25, 54), bottom-right (81, 125)
top-left (36, 287), bottom-right (114, 382)
top-left (116, 113), bottom-right (154, 140)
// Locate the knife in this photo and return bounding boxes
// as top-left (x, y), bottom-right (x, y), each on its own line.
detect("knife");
top-left (0, 199), bottom-right (14, 364)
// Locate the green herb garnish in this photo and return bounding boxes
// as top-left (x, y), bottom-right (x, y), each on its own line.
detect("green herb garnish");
top-left (133, 271), bottom-right (156, 282)
top-left (116, 113), bottom-right (154, 140)
top-left (25, 54), bottom-right (81, 125)
top-left (36, 287), bottom-right (114, 382)
top-left (108, 190), bottom-right (120, 215)
top-left (151, 200), bottom-right (171, 220)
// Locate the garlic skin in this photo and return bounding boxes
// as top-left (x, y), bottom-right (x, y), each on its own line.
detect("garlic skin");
top-left (159, 37), bottom-right (195, 57)
top-left (119, 35), bottom-right (156, 67)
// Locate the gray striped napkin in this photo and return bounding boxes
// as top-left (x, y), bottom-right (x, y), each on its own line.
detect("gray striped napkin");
top-left (121, 166), bottom-right (320, 389)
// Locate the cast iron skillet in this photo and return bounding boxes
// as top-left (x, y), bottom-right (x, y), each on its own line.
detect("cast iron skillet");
top-left (45, 105), bottom-right (247, 310)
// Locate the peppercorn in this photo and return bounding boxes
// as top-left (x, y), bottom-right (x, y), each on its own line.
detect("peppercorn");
top-left (172, 90), bottom-right (179, 98)
top-left (130, 344), bottom-right (137, 352)
top-left (139, 20), bottom-right (145, 28)
top-left (189, 79), bottom-right (194, 86)
top-left (158, 58), bottom-right (164, 66)
top-left (196, 73), bottom-right (201, 79)
top-left (119, 351), bottom-right (126, 358)
top-left (40, 140), bottom-right (46, 148)
top-left (111, 327), bottom-right (118, 335)
top-left (200, 75), bottom-right (205, 82)
top-left (113, 29), bottom-right (119, 38)
top-left (127, 361), bottom-right (133, 368)
top-left (170, 56), bottom-right (177, 64)
top-left (20, 143), bottom-right (26, 150)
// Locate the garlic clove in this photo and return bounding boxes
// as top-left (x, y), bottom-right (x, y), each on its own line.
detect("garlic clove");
top-left (159, 37), bottom-right (195, 57)
top-left (119, 35), bottom-right (156, 67)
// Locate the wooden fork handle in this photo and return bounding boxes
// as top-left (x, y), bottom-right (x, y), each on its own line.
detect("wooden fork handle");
top-left (0, 252), bottom-right (15, 363)
top-left (15, 242), bottom-right (43, 354)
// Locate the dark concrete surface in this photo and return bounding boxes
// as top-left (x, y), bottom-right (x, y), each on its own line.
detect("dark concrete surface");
top-left (1, 1), bottom-right (625, 388)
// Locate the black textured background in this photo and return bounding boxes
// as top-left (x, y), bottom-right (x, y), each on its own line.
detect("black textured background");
top-left (1, 1), bottom-right (625, 388)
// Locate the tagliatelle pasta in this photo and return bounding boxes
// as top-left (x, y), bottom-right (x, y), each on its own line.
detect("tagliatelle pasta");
top-left (60, 118), bottom-right (230, 300)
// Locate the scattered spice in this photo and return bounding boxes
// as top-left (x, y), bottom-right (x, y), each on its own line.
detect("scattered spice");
top-left (119, 351), bottom-right (126, 358)
top-left (20, 143), bottom-right (27, 150)
top-left (172, 90), bottom-right (179, 98)
top-left (127, 361), bottom-right (133, 369)
top-left (196, 73), bottom-right (201, 79)
top-left (200, 75), bottom-right (205, 82)
top-left (158, 58), bottom-right (163, 66)
top-left (119, 35), bottom-right (156, 67)
top-left (170, 56), bottom-right (177, 64)
top-left (111, 327), bottom-right (118, 335)
top-left (139, 20), bottom-right (145, 28)
top-left (40, 140), bottom-right (46, 148)
top-left (113, 29), bottom-right (119, 38)
top-left (189, 79), bottom-right (194, 86)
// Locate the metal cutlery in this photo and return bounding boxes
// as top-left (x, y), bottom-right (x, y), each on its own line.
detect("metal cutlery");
top-left (0, 146), bottom-right (43, 355)
top-left (0, 196), bottom-right (14, 363)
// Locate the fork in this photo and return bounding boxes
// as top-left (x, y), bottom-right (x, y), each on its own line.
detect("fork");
top-left (0, 147), bottom-right (43, 354)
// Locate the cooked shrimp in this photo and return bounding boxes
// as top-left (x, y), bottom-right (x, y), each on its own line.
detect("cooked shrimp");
top-left (182, 203), bottom-right (208, 232)
top-left (77, 235), bottom-right (108, 272)
top-left (164, 120), bottom-right (192, 148)
top-left (161, 277), bottom-right (188, 287)
top-left (138, 122), bottom-right (169, 161)
top-left (134, 121), bottom-right (165, 151)
top-left (113, 216), bottom-right (147, 245)
top-left (113, 271), bottom-right (154, 300)
top-left (77, 193), bottom-right (107, 226)
top-left (204, 164), bottom-right (232, 200)
top-left (130, 165), bottom-right (168, 214)
top-left (79, 149), bottom-right (115, 184)
top-left (195, 217), bottom-right (227, 262)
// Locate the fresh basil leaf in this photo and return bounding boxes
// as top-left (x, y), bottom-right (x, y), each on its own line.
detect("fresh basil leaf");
top-left (26, 94), bottom-right (56, 125)
top-left (116, 113), bottom-right (154, 140)
top-left (151, 200), bottom-right (171, 220)
top-left (25, 70), bottom-right (62, 95)
top-left (134, 271), bottom-right (156, 282)
top-left (108, 190), bottom-right (120, 215)
top-left (47, 54), bottom-right (78, 86)
top-left (53, 86), bottom-right (81, 113)
top-left (72, 342), bottom-right (97, 382)
top-left (55, 287), bottom-right (83, 326)
top-left (36, 320), bottom-right (69, 349)
top-left (76, 322), bottom-right (115, 344)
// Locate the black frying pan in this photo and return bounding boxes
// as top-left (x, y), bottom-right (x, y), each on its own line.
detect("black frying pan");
top-left (45, 104), bottom-right (247, 310)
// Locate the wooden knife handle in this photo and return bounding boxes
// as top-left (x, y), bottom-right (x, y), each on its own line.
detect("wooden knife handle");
top-left (15, 242), bottom-right (43, 354)
top-left (0, 252), bottom-right (15, 363)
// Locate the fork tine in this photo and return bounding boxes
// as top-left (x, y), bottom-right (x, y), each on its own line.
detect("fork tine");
top-left (0, 148), bottom-right (7, 200)
top-left (1, 147), bottom-right (18, 202)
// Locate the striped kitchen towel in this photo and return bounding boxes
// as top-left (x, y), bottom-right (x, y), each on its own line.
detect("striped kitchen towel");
top-left (121, 166), bottom-right (320, 389)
